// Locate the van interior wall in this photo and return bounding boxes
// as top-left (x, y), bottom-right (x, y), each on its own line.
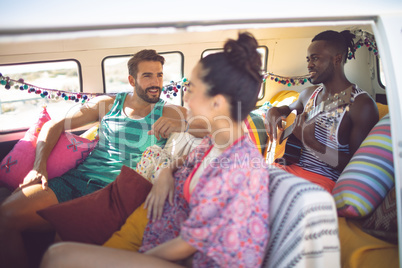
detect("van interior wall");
top-left (0, 23), bottom-right (380, 105)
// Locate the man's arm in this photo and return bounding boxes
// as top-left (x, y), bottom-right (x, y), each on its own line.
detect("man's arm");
top-left (265, 86), bottom-right (317, 143)
top-left (347, 93), bottom-right (379, 157)
top-left (18, 95), bottom-right (115, 190)
top-left (150, 104), bottom-right (210, 139)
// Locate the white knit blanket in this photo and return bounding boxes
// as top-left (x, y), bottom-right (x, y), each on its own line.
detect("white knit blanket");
top-left (263, 166), bottom-right (340, 268)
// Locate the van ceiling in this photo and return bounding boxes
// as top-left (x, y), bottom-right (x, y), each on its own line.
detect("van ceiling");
top-left (0, 0), bottom-right (399, 34)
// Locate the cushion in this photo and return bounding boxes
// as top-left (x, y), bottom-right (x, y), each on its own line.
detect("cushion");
top-left (360, 187), bottom-right (398, 244)
top-left (376, 102), bottom-right (389, 120)
top-left (263, 165), bottom-right (340, 267)
top-left (338, 217), bottom-right (399, 268)
top-left (103, 202), bottom-right (148, 251)
top-left (269, 90), bottom-right (300, 107)
top-left (0, 107), bottom-right (98, 191)
top-left (80, 124), bottom-right (99, 141)
top-left (164, 132), bottom-right (202, 159)
top-left (136, 145), bottom-right (172, 184)
top-left (37, 165), bottom-right (152, 245)
top-left (244, 103), bottom-right (271, 154)
top-left (333, 114), bottom-right (394, 218)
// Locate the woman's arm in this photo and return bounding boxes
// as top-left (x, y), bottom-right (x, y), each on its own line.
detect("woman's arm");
top-left (143, 155), bottom-right (187, 220)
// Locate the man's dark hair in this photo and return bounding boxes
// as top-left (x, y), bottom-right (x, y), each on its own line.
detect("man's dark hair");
top-left (127, 49), bottom-right (165, 78)
top-left (312, 30), bottom-right (356, 63)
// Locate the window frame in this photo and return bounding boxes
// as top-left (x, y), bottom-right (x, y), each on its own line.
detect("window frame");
top-left (0, 59), bottom-right (83, 92)
top-left (0, 59), bottom-right (83, 134)
top-left (101, 51), bottom-right (185, 102)
top-left (376, 56), bottom-right (386, 89)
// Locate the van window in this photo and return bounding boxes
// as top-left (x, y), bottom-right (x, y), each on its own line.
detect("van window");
top-left (378, 58), bottom-right (386, 88)
top-left (0, 60), bottom-right (81, 133)
top-left (201, 46), bottom-right (268, 99)
top-left (102, 52), bottom-right (184, 106)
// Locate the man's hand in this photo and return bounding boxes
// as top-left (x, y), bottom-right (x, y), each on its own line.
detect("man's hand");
top-left (265, 107), bottom-right (286, 143)
top-left (14, 169), bottom-right (49, 193)
top-left (291, 112), bottom-right (308, 141)
top-left (143, 167), bottom-right (175, 220)
top-left (148, 117), bottom-right (186, 140)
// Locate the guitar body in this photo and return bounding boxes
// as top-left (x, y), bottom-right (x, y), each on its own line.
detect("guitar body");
top-left (266, 110), bottom-right (297, 164)
top-left (274, 134), bottom-right (302, 166)
top-left (265, 87), bottom-right (353, 165)
top-left (273, 111), bottom-right (296, 160)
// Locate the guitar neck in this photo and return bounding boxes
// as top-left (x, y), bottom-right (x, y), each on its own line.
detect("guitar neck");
top-left (306, 102), bottom-right (324, 122)
top-left (279, 102), bottom-right (324, 143)
top-left (278, 88), bottom-right (352, 144)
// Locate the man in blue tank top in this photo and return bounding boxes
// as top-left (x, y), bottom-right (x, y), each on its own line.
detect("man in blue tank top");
top-left (265, 30), bottom-right (379, 192)
top-left (0, 49), bottom-right (207, 268)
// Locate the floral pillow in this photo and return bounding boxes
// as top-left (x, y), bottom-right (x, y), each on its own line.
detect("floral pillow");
top-left (0, 107), bottom-right (98, 190)
top-left (136, 145), bottom-right (172, 184)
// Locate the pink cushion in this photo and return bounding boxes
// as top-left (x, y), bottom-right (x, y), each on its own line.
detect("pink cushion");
top-left (37, 165), bottom-right (152, 245)
top-left (0, 107), bottom-right (98, 190)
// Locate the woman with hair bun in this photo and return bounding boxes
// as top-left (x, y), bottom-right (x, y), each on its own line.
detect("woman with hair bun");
top-left (40, 32), bottom-right (270, 268)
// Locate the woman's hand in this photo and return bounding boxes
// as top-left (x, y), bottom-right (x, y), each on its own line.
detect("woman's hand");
top-left (143, 167), bottom-right (175, 221)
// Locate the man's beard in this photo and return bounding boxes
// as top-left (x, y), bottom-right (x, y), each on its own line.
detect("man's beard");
top-left (135, 82), bottom-right (161, 103)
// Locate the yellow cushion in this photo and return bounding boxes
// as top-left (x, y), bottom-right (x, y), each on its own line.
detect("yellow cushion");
top-left (338, 217), bottom-right (399, 268)
top-left (103, 203), bottom-right (148, 251)
top-left (269, 90), bottom-right (300, 107)
top-left (80, 124), bottom-right (99, 141)
top-left (376, 102), bottom-right (389, 120)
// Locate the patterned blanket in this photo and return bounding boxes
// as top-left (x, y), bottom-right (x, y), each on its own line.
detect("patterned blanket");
top-left (263, 166), bottom-right (340, 268)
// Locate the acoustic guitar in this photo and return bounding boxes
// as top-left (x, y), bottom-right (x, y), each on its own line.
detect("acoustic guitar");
top-left (266, 89), bottom-right (353, 165)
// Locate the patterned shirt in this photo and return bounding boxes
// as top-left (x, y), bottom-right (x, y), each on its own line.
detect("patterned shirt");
top-left (140, 136), bottom-right (270, 268)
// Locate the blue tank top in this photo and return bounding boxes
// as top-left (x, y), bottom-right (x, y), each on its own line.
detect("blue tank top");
top-left (76, 93), bottom-right (166, 183)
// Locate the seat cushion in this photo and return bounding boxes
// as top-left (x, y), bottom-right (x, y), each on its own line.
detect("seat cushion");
top-left (38, 165), bottom-right (152, 245)
top-left (0, 107), bottom-right (97, 190)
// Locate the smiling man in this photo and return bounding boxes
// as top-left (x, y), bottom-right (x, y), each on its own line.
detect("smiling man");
top-left (0, 49), bottom-right (208, 268)
top-left (265, 30), bottom-right (378, 192)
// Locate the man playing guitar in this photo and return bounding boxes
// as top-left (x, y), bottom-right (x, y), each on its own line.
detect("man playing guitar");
top-left (265, 30), bottom-right (379, 192)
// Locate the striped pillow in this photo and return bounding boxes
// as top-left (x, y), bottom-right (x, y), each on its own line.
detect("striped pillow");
top-left (333, 114), bottom-right (394, 218)
top-left (245, 108), bottom-right (269, 154)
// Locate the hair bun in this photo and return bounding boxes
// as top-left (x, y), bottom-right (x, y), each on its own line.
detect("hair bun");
top-left (224, 32), bottom-right (262, 82)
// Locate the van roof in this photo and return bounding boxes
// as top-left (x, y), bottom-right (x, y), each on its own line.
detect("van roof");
top-left (1, 0), bottom-right (401, 37)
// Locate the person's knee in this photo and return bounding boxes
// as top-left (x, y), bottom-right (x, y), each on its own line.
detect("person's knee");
top-left (0, 186), bottom-right (58, 231)
top-left (40, 242), bottom-right (73, 268)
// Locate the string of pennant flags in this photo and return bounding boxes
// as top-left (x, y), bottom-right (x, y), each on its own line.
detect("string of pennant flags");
top-left (348, 29), bottom-right (378, 60)
top-left (0, 72), bottom-right (313, 102)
